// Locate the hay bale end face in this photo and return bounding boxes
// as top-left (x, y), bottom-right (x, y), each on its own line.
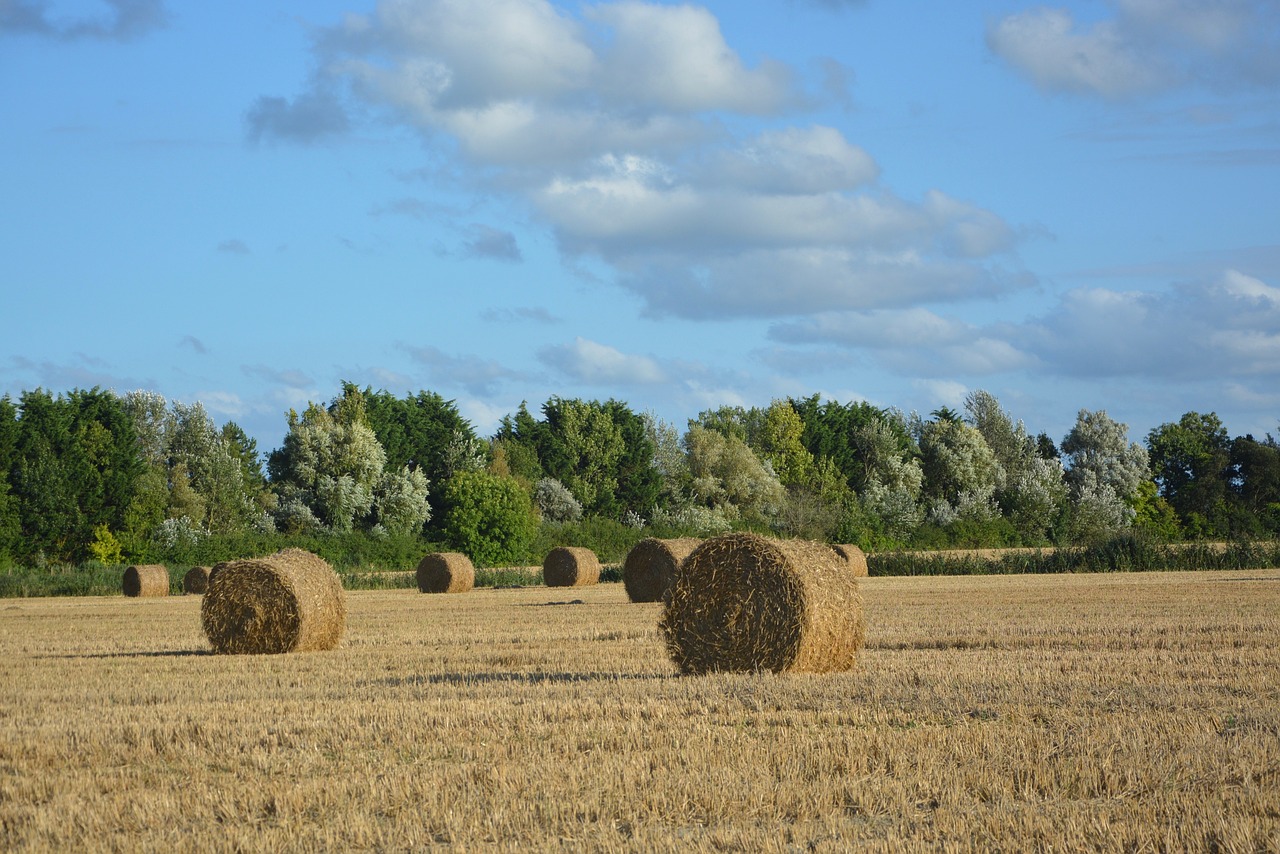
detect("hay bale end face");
top-left (622, 537), bottom-right (701, 603)
top-left (543, 546), bottom-right (601, 588)
top-left (660, 533), bottom-right (866, 675)
top-left (831, 544), bottom-right (869, 577)
top-left (183, 565), bottom-right (212, 595)
top-left (122, 564), bottom-right (169, 597)
top-left (416, 552), bottom-right (475, 594)
top-left (201, 548), bottom-right (346, 655)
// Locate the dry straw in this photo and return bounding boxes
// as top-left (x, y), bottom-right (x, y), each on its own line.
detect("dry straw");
top-left (182, 566), bottom-right (212, 595)
top-left (416, 552), bottom-right (475, 594)
top-left (201, 548), bottom-right (346, 655)
top-left (622, 537), bottom-right (702, 603)
top-left (543, 546), bottom-right (601, 587)
top-left (660, 532), bottom-right (866, 674)
top-left (122, 565), bottom-right (169, 597)
top-left (830, 544), bottom-right (869, 577)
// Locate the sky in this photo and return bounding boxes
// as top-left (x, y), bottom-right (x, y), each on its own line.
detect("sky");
top-left (2, 0), bottom-right (1278, 457)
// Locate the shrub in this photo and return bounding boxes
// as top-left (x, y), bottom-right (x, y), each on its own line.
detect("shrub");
top-left (438, 471), bottom-right (538, 567)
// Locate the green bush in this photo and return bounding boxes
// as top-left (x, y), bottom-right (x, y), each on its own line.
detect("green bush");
top-left (438, 471), bottom-right (538, 568)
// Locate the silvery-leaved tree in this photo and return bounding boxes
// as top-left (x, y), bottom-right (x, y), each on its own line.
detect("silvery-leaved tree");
top-left (965, 390), bottom-right (1065, 542)
top-left (268, 391), bottom-right (388, 533)
top-left (1060, 409), bottom-right (1149, 540)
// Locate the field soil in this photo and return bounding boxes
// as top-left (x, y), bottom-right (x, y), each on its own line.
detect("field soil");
top-left (1, 570), bottom-right (1278, 851)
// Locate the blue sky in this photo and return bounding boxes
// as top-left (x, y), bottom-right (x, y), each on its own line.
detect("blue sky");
top-left (3, 0), bottom-right (1278, 455)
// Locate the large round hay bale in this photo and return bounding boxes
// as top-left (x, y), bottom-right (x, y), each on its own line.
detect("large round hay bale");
top-left (122, 564), bottom-right (169, 597)
top-left (543, 546), bottom-right (600, 587)
top-left (183, 565), bottom-right (212, 595)
top-left (201, 548), bottom-right (346, 655)
top-left (660, 533), bottom-right (865, 674)
top-left (830, 544), bottom-right (869, 577)
top-left (416, 552), bottom-right (475, 594)
top-left (622, 537), bottom-right (701, 603)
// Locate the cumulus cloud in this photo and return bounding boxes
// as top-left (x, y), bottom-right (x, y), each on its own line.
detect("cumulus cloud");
top-left (988, 1), bottom-right (1280, 97)
top-left (253, 0), bottom-right (1025, 320)
top-left (538, 337), bottom-right (666, 385)
top-left (770, 308), bottom-right (1034, 376)
top-left (1, 0), bottom-right (167, 41)
top-left (1016, 269), bottom-right (1280, 379)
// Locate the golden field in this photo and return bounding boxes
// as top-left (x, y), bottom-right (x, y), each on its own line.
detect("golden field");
top-left (1, 569), bottom-right (1278, 852)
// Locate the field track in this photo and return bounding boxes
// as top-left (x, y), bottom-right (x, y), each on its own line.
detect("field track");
top-left (2, 570), bottom-right (1278, 851)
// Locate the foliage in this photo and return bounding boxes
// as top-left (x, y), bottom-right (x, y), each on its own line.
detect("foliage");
top-left (533, 477), bottom-right (583, 524)
top-left (373, 465), bottom-right (432, 535)
top-left (684, 425), bottom-right (785, 523)
top-left (86, 524), bottom-right (123, 565)
top-left (268, 389), bottom-right (388, 532)
top-left (356, 383), bottom-right (479, 494)
top-left (438, 470), bottom-right (538, 567)
top-left (1147, 411), bottom-right (1234, 536)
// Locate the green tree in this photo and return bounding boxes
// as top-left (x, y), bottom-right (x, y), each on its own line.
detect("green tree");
top-left (789, 395), bottom-right (911, 492)
top-left (684, 425), bottom-right (784, 523)
top-left (10, 388), bottom-right (141, 560)
top-left (0, 396), bottom-right (19, 562)
top-left (1230, 433), bottom-right (1280, 535)
top-left (1146, 412), bottom-right (1233, 536)
top-left (357, 384), bottom-right (478, 494)
top-left (438, 470), bottom-right (538, 567)
top-left (757, 400), bottom-right (815, 487)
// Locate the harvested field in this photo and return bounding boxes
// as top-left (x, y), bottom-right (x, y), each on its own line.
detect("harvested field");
top-left (1, 569), bottom-right (1278, 851)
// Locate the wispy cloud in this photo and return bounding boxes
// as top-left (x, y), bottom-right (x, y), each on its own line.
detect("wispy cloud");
top-left (1, 0), bottom-right (168, 41)
top-left (988, 1), bottom-right (1280, 98)
top-left (538, 337), bottom-right (666, 385)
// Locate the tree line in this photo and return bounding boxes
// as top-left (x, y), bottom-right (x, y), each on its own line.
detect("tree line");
top-left (0, 383), bottom-right (1277, 569)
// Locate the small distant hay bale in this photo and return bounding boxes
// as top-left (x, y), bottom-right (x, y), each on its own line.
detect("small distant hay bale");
top-left (622, 537), bottom-right (701, 603)
top-left (660, 533), bottom-right (865, 675)
top-left (122, 564), bottom-right (169, 598)
top-left (830, 544), bottom-right (869, 577)
top-left (183, 565), bottom-right (212, 595)
top-left (416, 552), bottom-right (475, 594)
top-left (543, 546), bottom-right (600, 587)
top-left (201, 548), bottom-right (345, 655)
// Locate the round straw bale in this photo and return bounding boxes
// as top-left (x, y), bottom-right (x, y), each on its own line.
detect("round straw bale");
top-left (201, 548), bottom-right (345, 655)
top-left (183, 565), bottom-right (212, 595)
top-left (660, 533), bottom-right (865, 674)
top-left (543, 546), bottom-right (600, 587)
top-left (830, 544), bottom-right (869, 577)
top-left (122, 564), bottom-right (169, 597)
top-left (416, 552), bottom-right (475, 594)
top-left (622, 537), bottom-right (702, 603)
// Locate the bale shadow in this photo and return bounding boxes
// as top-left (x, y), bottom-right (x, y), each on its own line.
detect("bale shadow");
top-left (37, 649), bottom-right (213, 659)
top-left (374, 671), bottom-right (667, 688)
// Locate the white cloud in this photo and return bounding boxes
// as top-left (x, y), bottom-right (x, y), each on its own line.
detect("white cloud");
top-left (769, 308), bottom-right (1034, 376)
top-left (538, 337), bottom-right (666, 385)
top-left (586, 2), bottom-right (797, 114)
top-left (255, 0), bottom-right (1025, 321)
top-left (986, 8), bottom-right (1159, 97)
top-left (194, 390), bottom-right (246, 419)
top-left (700, 126), bottom-right (879, 194)
top-left (1016, 269), bottom-right (1280, 379)
top-left (988, 1), bottom-right (1280, 98)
